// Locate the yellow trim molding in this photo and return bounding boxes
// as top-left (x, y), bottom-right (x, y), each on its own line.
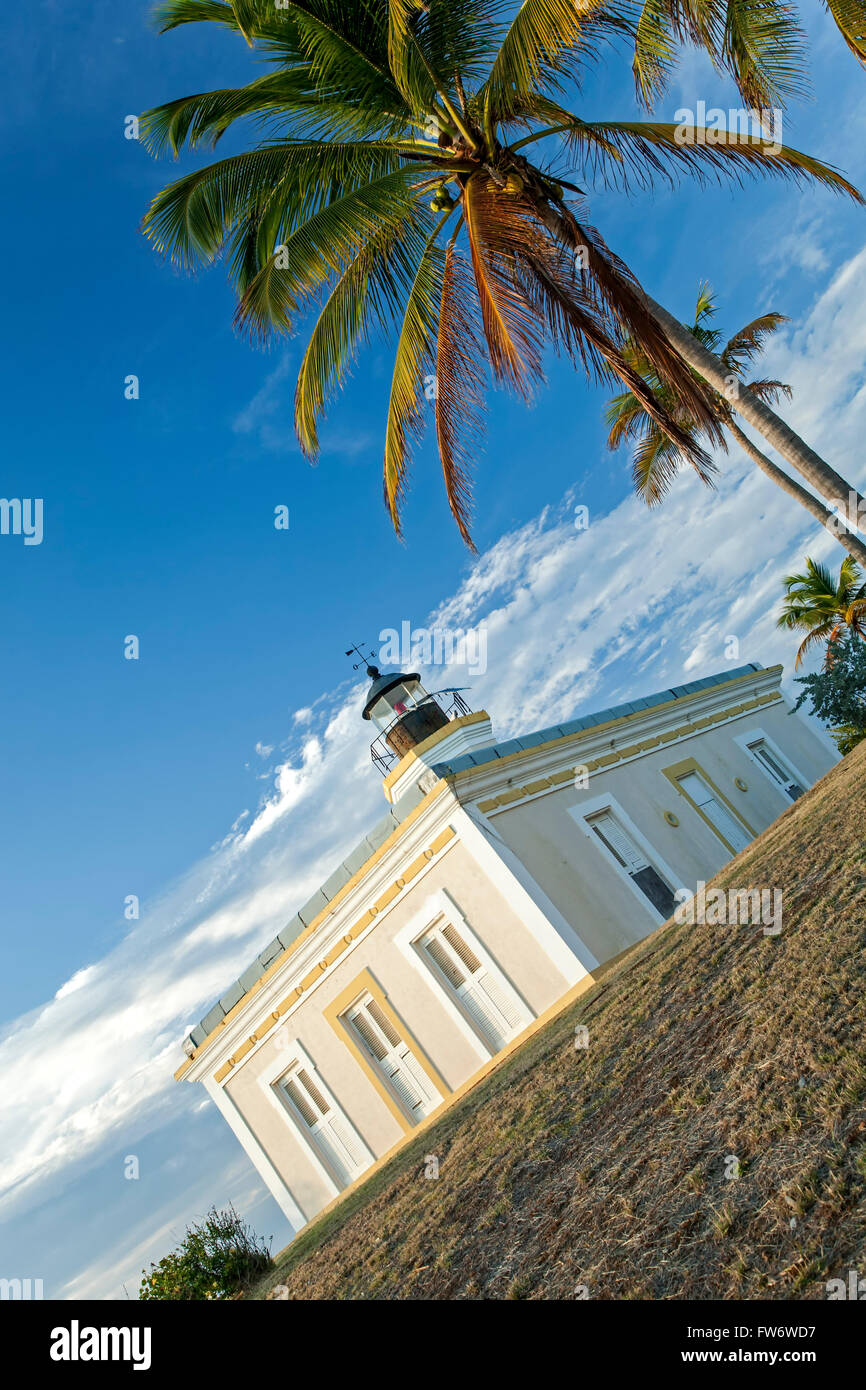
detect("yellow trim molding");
top-left (474, 686), bottom-right (782, 815)
top-left (661, 755), bottom-right (755, 855)
top-left (324, 969), bottom-right (451, 1133)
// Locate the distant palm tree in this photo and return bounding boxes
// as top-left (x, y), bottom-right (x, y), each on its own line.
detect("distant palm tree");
top-left (604, 285), bottom-right (866, 565)
top-left (777, 557), bottom-right (866, 668)
top-left (630, 1), bottom-right (866, 112)
top-left (142, 0), bottom-right (864, 546)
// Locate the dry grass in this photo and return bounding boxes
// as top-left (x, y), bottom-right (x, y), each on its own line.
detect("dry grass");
top-left (254, 743), bottom-right (866, 1300)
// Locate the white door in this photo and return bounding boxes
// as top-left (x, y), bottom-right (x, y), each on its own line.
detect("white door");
top-left (281, 1066), bottom-right (368, 1187)
top-left (587, 810), bottom-right (676, 918)
top-left (748, 740), bottom-right (804, 800)
top-left (677, 771), bottom-right (751, 851)
top-left (421, 921), bottom-right (525, 1053)
top-left (347, 995), bottom-right (440, 1121)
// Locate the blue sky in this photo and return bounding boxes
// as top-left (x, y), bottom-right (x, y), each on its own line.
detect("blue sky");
top-left (1, 3), bottom-right (865, 1298)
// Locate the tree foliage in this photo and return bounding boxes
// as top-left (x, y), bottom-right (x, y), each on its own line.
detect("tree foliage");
top-left (142, 1), bottom-right (861, 543)
top-left (793, 632), bottom-right (866, 754)
top-left (139, 1205), bottom-right (271, 1300)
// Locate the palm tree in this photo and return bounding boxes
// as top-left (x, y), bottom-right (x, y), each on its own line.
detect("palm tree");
top-left (630, 2), bottom-right (866, 113)
top-left (605, 285), bottom-right (866, 565)
top-left (777, 557), bottom-right (866, 668)
top-left (141, 0), bottom-right (865, 547)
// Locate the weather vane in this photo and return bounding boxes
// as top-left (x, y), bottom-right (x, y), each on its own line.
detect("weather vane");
top-left (345, 642), bottom-right (377, 672)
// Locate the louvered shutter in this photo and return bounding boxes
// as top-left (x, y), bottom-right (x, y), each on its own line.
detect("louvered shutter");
top-left (348, 996), bottom-right (439, 1119)
top-left (587, 810), bottom-right (675, 918)
top-left (422, 920), bottom-right (526, 1052)
top-left (589, 812), bottom-right (649, 872)
top-left (678, 771), bottom-right (750, 851)
top-left (281, 1066), bottom-right (367, 1187)
top-left (748, 741), bottom-right (803, 800)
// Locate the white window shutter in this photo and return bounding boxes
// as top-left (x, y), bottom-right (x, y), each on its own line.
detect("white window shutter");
top-left (421, 919), bottom-right (527, 1053)
top-left (280, 1062), bottom-right (369, 1188)
top-left (678, 772), bottom-right (750, 851)
top-left (589, 812), bottom-right (649, 873)
top-left (349, 996), bottom-right (439, 1119)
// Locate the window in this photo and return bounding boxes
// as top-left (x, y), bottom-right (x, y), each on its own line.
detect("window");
top-left (676, 769), bottom-right (751, 852)
top-left (345, 993), bottom-right (441, 1122)
top-left (747, 739), bottom-right (804, 801)
top-left (275, 1057), bottom-right (371, 1190)
top-left (419, 917), bottom-right (527, 1054)
top-left (586, 809), bottom-right (676, 919)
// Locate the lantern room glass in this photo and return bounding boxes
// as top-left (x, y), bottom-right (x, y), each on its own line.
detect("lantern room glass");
top-left (367, 677), bottom-right (428, 732)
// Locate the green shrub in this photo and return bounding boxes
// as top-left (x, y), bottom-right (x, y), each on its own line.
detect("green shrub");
top-left (139, 1204), bottom-right (271, 1300)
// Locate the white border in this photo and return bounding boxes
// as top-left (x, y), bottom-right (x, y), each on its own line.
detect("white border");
top-left (568, 792), bottom-right (683, 926)
top-left (394, 889), bottom-right (534, 1061)
top-left (258, 1039), bottom-right (375, 1198)
top-left (733, 726), bottom-right (811, 803)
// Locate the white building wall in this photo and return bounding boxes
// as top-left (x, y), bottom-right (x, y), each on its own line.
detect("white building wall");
top-left (223, 838), bottom-right (572, 1220)
top-left (480, 702), bottom-right (835, 964)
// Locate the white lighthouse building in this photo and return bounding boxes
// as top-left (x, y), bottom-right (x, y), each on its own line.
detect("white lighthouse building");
top-left (175, 661), bottom-right (834, 1233)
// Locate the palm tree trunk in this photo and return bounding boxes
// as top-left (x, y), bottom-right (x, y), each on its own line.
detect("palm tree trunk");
top-left (642, 292), bottom-right (866, 533)
top-left (726, 420), bottom-right (866, 565)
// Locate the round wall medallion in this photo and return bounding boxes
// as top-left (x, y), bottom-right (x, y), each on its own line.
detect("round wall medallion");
top-left (664, 811), bottom-right (680, 827)
top-left (734, 777), bottom-right (748, 792)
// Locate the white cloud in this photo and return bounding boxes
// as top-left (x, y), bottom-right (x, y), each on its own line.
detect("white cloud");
top-left (54, 966), bottom-right (98, 1001)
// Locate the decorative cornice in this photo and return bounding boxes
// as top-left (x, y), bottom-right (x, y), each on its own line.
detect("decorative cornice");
top-left (472, 685), bottom-right (784, 817)
top-left (174, 782), bottom-right (454, 1082)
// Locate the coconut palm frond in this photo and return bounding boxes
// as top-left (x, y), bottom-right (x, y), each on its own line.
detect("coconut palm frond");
top-left (542, 121), bottom-right (864, 202)
top-left (462, 176), bottom-right (545, 396)
top-left (140, 72), bottom-right (324, 156)
top-left (722, 0), bottom-right (810, 111)
top-left (793, 623), bottom-right (837, 669)
top-left (631, 419), bottom-right (692, 504)
top-left (823, 0), bottom-right (866, 66)
top-left (141, 141), bottom-right (413, 268)
top-left (482, 0), bottom-right (623, 122)
top-left (604, 389), bottom-right (650, 448)
top-left (777, 556), bottom-right (866, 666)
top-left (694, 279), bottom-right (716, 325)
top-left (744, 377), bottom-right (793, 406)
top-left (630, 0), bottom-right (809, 111)
top-left (382, 230), bottom-right (447, 535)
top-left (154, 1), bottom-right (252, 34)
top-left (234, 168), bottom-right (425, 341)
top-left (722, 312), bottom-right (789, 373)
top-left (631, 0), bottom-right (681, 109)
top-left (294, 215), bottom-right (432, 458)
top-left (434, 243), bottom-right (488, 548)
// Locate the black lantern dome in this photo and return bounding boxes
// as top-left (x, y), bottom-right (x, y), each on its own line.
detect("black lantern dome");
top-left (362, 664), bottom-right (454, 769)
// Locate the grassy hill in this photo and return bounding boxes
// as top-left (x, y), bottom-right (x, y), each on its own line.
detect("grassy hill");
top-left (254, 743), bottom-right (866, 1301)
